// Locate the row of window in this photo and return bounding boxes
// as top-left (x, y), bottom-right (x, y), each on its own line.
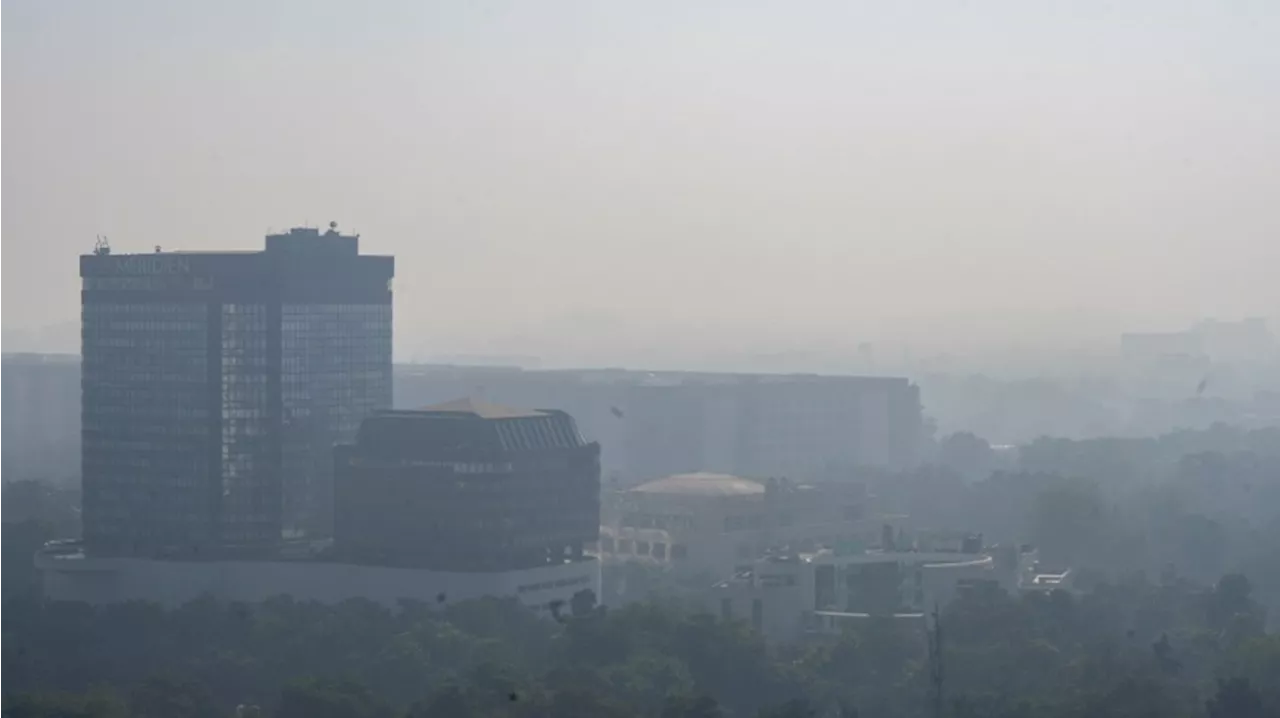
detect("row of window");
top-left (621, 513), bottom-right (696, 531)
top-left (596, 537), bottom-right (689, 560)
top-left (84, 302), bottom-right (206, 315)
top-left (85, 406), bottom-right (212, 418)
top-left (85, 320), bottom-right (206, 333)
top-left (515, 574), bottom-right (591, 594)
top-left (86, 337), bottom-right (209, 351)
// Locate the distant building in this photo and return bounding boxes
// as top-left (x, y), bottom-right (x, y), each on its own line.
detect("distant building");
top-left (1, 353), bottom-right (80, 482)
top-left (396, 367), bottom-right (925, 483)
top-left (1121, 331), bottom-right (1204, 361)
top-left (707, 532), bottom-right (1067, 642)
top-left (1193, 318), bottom-right (1275, 363)
top-left (597, 472), bottom-right (871, 580)
top-left (79, 225), bottom-right (394, 556)
top-left (334, 399), bottom-right (602, 571)
top-left (1122, 318), bottom-right (1275, 364)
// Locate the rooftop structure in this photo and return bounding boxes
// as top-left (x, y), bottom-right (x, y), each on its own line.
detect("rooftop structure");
top-left (628, 472), bottom-right (767, 498)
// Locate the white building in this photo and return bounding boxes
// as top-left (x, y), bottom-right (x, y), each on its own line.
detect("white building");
top-left (36, 541), bottom-right (600, 617)
top-left (707, 533), bottom-right (1070, 643)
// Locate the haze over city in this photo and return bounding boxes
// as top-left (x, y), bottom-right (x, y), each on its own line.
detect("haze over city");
top-left (5, 0), bottom-right (1279, 369)
top-left (8, 3), bottom-right (1280, 718)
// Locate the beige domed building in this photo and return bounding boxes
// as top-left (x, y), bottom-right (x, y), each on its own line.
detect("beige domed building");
top-left (597, 471), bottom-right (871, 579)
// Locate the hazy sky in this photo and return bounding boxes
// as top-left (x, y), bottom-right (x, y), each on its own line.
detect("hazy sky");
top-left (4, 0), bottom-right (1278, 367)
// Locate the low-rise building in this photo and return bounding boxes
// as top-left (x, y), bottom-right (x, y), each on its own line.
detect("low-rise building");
top-left (707, 531), bottom-right (1071, 642)
top-left (597, 472), bottom-right (871, 579)
top-left (334, 399), bottom-right (601, 571)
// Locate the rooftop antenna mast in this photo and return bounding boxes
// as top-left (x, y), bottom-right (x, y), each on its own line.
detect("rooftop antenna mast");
top-left (926, 603), bottom-right (944, 718)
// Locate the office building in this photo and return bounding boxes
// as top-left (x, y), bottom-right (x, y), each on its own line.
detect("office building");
top-left (334, 398), bottom-right (602, 571)
top-left (395, 367), bottom-right (925, 484)
top-left (79, 225), bottom-right (393, 555)
top-left (708, 531), bottom-right (1068, 642)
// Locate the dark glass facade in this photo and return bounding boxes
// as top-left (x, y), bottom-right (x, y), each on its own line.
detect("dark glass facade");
top-left (334, 399), bottom-right (601, 571)
top-left (80, 228), bottom-right (393, 556)
top-left (280, 303), bottom-right (392, 537)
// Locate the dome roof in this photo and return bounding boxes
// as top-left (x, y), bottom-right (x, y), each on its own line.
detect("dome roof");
top-left (629, 472), bottom-right (765, 498)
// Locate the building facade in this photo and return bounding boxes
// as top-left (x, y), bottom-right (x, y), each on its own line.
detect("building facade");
top-left (709, 532), bottom-right (1063, 642)
top-left (334, 399), bottom-right (601, 571)
top-left (79, 226), bottom-right (393, 556)
top-left (1, 353), bottom-right (81, 483)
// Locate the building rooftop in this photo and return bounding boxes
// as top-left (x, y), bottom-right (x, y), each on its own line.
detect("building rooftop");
top-left (394, 365), bottom-right (914, 388)
top-left (354, 399), bottom-right (587, 455)
top-left (630, 472), bottom-right (766, 498)
top-left (415, 397), bottom-right (548, 420)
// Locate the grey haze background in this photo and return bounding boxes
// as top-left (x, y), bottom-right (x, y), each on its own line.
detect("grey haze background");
top-left (4, 0), bottom-right (1278, 370)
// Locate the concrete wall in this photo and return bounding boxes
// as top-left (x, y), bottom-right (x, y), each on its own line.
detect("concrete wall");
top-left (38, 552), bottom-right (600, 614)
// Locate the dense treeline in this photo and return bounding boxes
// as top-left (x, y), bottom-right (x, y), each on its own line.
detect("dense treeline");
top-left (883, 425), bottom-right (1280, 621)
top-left (3, 574), bottom-right (1277, 717)
top-left (4, 424), bottom-right (1279, 717)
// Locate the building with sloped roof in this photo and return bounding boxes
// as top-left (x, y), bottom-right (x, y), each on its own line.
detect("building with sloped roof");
top-left (334, 398), bottom-right (602, 572)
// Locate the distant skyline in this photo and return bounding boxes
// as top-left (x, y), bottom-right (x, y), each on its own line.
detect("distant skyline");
top-left (5, 1), bottom-right (1279, 368)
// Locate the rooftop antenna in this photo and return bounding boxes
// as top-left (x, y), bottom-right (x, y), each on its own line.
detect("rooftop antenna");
top-left (927, 603), bottom-right (944, 718)
top-left (93, 235), bottom-right (112, 256)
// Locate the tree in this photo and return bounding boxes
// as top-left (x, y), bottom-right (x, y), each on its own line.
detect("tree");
top-left (757, 698), bottom-right (817, 718)
top-left (546, 687), bottom-right (631, 718)
top-left (938, 432), bottom-right (995, 480)
top-left (1029, 477), bottom-right (1109, 568)
top-left (129, 676), bottom-right (218, 718)
top-left (661, 694), bottom-right (723, 718)
top-left (405, 685), bottom-right (473, 718)
top-left (276, 677), bottom-right (392, 718)
top-left (570, 588), bottom-right (598, 618)
top-left (1206, 677), bottom-right (1268, 718)
top-left (1208, 574), bottom-right (1256, 630)
top-left (2, 687), bottom-right (128, 718)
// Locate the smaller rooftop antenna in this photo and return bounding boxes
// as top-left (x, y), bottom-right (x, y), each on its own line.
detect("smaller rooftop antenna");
top-left (93, 235), bottom-right (112, 256)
